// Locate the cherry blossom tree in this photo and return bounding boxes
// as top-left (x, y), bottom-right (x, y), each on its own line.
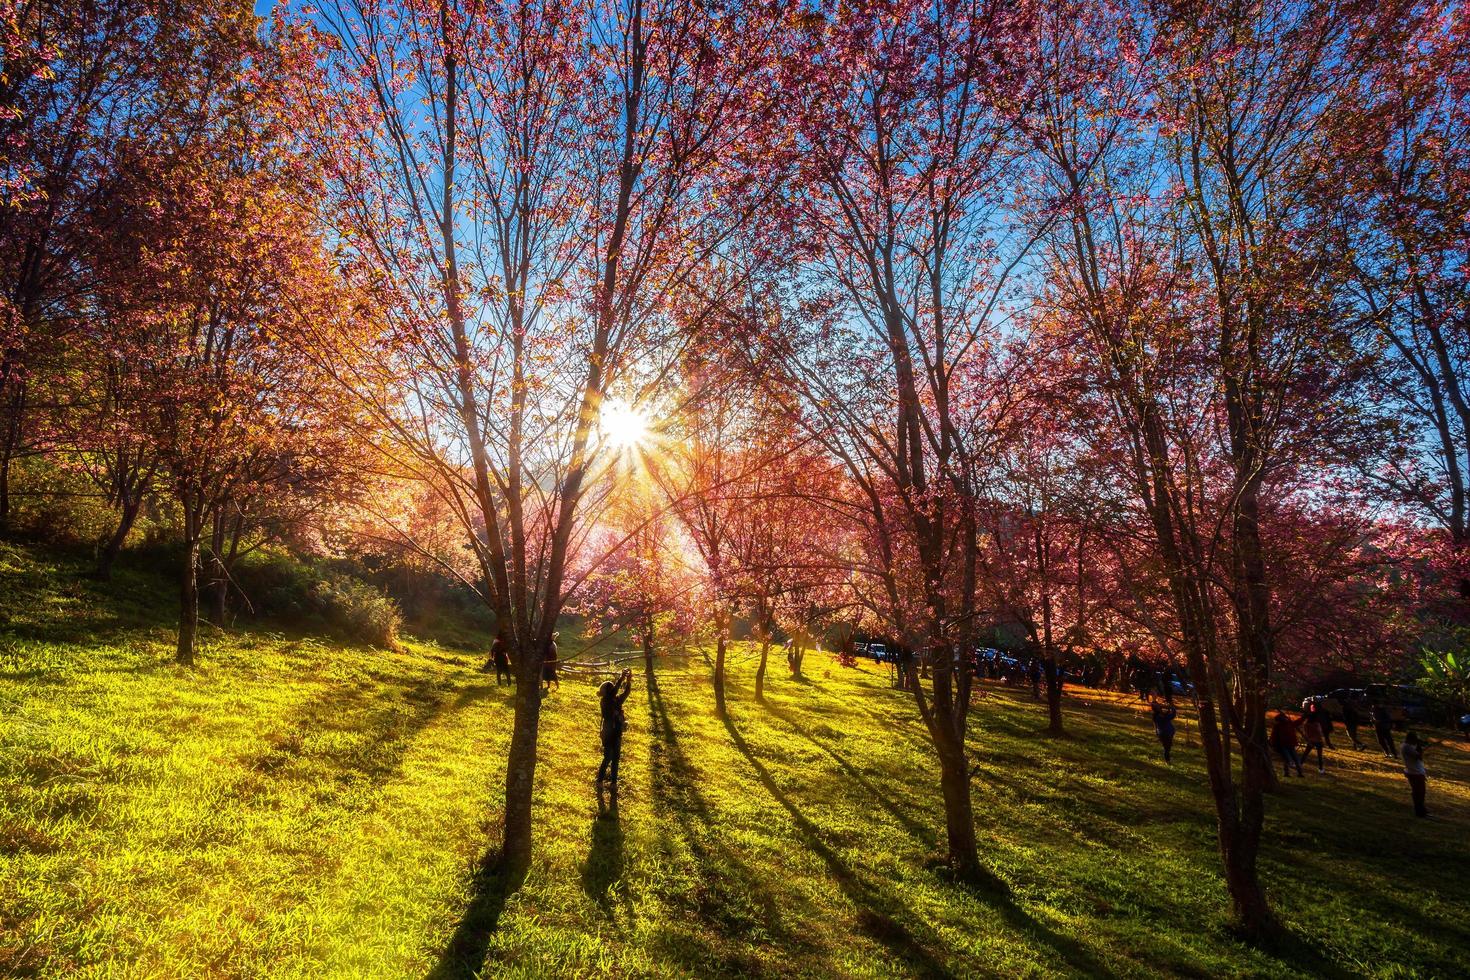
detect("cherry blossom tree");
top-left (301, 0), bottom-right (787, 876)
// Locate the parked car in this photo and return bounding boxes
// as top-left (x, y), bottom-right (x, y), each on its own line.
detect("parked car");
top-left (1167, 677), bottom-right (1195, 698)
top-left (868, 643), bottom-right (890, 663)
top-left (1302, 685), bottom-right (1429, 728)
top-left (1365, 684), bottom-right (1432, 726)
top-left (1302, 688), bottom-right (1366, 721)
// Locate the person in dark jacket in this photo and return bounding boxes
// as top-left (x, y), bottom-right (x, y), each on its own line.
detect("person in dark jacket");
top-left (542, 632), bottom-right (561, 694)
top-left (1150, 696), bottom-right (1177, 763)
top-left (597, 669), bottom-right (633, 785)
top-left (488, 633), bottom-right (511, 686)
top-left (1341, 699), bottom-right (1366, 750)
top-left (1305, 700), bottom-right (1334, 749)
top-left (1302, 712), bottom-right (1326, 774)
top-left (1270, 711), bottom-right (1304, 777)
top-left (1028, 658), bottom-right (1042, 700)
top-left (1371, 700), bottom-right (1397, 759)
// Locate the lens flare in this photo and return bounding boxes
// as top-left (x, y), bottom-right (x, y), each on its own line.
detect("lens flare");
top-left (600, 398), bottom-right (650, 451)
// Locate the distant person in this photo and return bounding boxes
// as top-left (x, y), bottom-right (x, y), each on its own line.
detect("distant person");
top-left (489, 633), bottom-right (511, 686)
top-left (597, 669), bottom-right (633, 785)
top-left (542, 632), bottom-right (560, 693)
top-left (1134, 666), bottom-right (1155, 702)
top-left (896, 646), bottom-right (913, 691)
top-left (1401, 732), bottom-right (1429, 818)
top-left (1270, 711), bottom-right (1304, 778)
top-left (1161, 667), bottom-right (1176, 704)
top-left (1302, 711), bottom-right (1326, 774)
top-left (1317, 704), bottom-right (1335, 749)
top-left (1028, 658), bottom-right (1042, 700)
top-left (1304, 700), bottom-right (1330, 746)
top-left (1150, 696), bottom-right (1177, 764)
top-left (1371, 700), bottom-right (1396, 759)
top-left (1341, 700), bottom-right (1366, 750)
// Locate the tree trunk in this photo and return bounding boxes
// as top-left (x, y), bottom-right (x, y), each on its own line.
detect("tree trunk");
top-left (0, 382), bottom-right (19, 537)
top-left (96, 496), bottom-right (142, 580)
top-left (936, 725), bottom-right (979, 880)
top-left (206, 512), bottom-right (228, 627)
top-left (177, 533), bottom-right (200, 666)
top-left (755, 635), bottom-right (770, 700)
top-left (642, 626), bottom-right (655, 682)
top-left (714, 632), bottom-right (728, 715)
top-left (0, 438), bottom-right (11, 534)
top-left (500, 645), bottom-right (545, 879)
top-left (1044, 657), bottom-right (1064, 735)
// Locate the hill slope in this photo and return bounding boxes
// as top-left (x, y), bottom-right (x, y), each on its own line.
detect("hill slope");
top-left (2, 543), bottom-right (1468, 978)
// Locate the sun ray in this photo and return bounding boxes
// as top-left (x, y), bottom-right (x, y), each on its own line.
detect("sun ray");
top-left (600, 398), bottom-right (650, 452)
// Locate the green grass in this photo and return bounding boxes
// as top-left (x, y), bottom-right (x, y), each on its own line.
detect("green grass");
top-left (2, 541), bottom-right (1468, 978)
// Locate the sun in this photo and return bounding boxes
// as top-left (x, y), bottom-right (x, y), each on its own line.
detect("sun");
top-left (599, 398), bottom-right (650, 451)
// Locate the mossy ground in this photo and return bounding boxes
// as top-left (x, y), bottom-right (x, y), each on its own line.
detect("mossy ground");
top-left (2, 542), bottom-right (1468, 978)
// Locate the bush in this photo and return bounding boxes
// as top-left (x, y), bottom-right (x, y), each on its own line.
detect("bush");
top-left (314, 575), bottom-right (402, 650)
top-left (8, 456), bottom-right (118, 548)
top-left (230, 548), bottom-right (401, 649)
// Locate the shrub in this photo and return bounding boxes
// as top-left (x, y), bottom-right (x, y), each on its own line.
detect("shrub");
top-left (230, 548), bottom-right (401, 649)
top-left (314, 574), bottom-right (402, 650)
top-left (9, 456), bottom-right (118, 548)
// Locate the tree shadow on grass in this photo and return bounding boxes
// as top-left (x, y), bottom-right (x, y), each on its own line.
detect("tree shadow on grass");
top-left (1251, 927), bottom-right (1355, 980)
top-left (763, 702), bottom-right (938, 849)
top-left (971, 885), bottom-right (1115, 978)
top-left (645, 672), bottom-right (807, 959)
top-left (581, 783), bottom-right (624, 916)
top-left (728, 709), bottom-right (1130, 978)
top-left (425, 849), bottom-right (515, 980)
top-left (720, 711), bottom-right (957, 979)
top-left (247, 678), bottom-right (501, 792)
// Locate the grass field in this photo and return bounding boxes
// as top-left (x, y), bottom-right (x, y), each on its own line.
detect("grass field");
top-left (2, 542), bottom-right (1469, 978)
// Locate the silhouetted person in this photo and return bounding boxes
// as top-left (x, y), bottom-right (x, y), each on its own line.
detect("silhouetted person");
top-left (1134, 666), bottom-right (1155, 702)
top-left (542, 632), bottom-right (560, 693)
top-left (1306, 701), bottom-right (1335, 749)
top-left (597, 669), bottom-right (632, 785)
top-left (1161, 667), bottom-right (1176, 704)
top-left (1028, 658), bottom-right (1042, 700)
top-left (489, 633), bottom-right (511, 686)
top-left (1372, 701), bottom-right (1396, 759)
top-left (1150, 696), bottom-right (1177, 763)
top-left (1271, 711), bottom-right (1304, 777)
top-left (1302, 711), bottom-right (1326, 773)
top-left (1341, 700), bottom-right (1366, 750)
top-left (1401, 732), bottom-right (1429, 817)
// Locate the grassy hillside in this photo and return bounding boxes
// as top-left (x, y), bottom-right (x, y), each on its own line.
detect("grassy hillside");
top-left (2, 542), bottom-right (1468, 978)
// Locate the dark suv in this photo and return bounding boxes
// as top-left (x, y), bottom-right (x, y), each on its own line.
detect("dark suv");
top-left (1302, 685), bottom-right (1429, 728)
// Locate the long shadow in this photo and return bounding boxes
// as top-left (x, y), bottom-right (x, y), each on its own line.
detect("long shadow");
top-left (247, 677), bottom-right (503, 792)
top-left (644, 671), bottom-right (804, 958)
top-left (581, 783), bottom-right (624, 916)
top-left (425, 849), bottom-right (515, 980)
top-left (763, 701), bottom-right (938, 848)
top-left (720, 712), bottom-right (956, 979)
top-left (732, 709), bottom-right (1127, 978)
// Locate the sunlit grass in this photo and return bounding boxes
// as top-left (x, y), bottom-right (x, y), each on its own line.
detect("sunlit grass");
top-left (2, 541), bottom-right (1468, 977)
